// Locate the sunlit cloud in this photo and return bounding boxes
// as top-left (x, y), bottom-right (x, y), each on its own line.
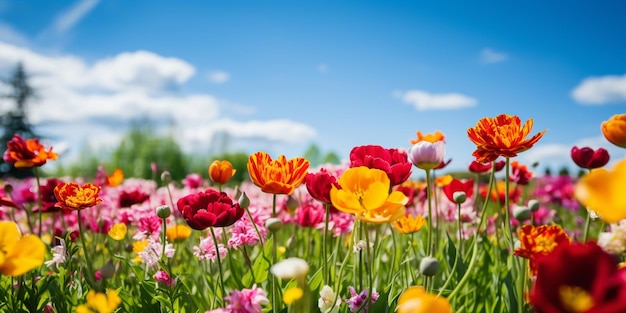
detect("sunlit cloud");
top-left (571, 74), bottom-right (626, 104)
top-left (50, 0), bottom-right (100, 35)
top-left (395, 89), bottom-right (477, 110)
top-left (480, 48), bottom-right (508, 64)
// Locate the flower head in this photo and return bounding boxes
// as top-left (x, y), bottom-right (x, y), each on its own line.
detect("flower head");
top-left (76, 289), bottom-right (121, 313)
top-left (305, 168), bottom-right (339, 204)
top-left (410, 130), bottom-right (445, 144)
top-left (345, 287), bottom-right (378, 312)
top-left (442, 179), bottom-right (474, 204)
top-left (0, 221), bottom-right (46, 276)
top-left (330, 167), bottom-right (408, 224)
top-left (408, 141), bottom-right (446, 170)
top-left (270, 257), bottom-right (309, 280)
top-left (514, 224), bottom-right (570, 275)
top-left (107, 223), bottom-right (127, 241)
top-left (209, 160), bottom-right (237, 185)
top-left (247, 152), bottom-right (309, 195)
top-left (166, 224), bottom-right (192, 242)
top-left (396, 286), bottom-right (452, 313)
top-left (3, 134), bottom-right (58, 168)
top-left (54, 183), bottom-right (102, 211)
top-left (602, 114), bottom-right (626, 148)
top-left (575, 158), bottom-right (626, 223)
top-left (106, 168), bottom-right (124, 187)
top-left (467, 114), bottom-right (546, 163)
top-left (319, 285), bottom-right (342, 313)
top-left (468, 160), bottom-right (506, 175)
top-left (510, 161), bottom-right (533, 185)
top-left (571, 146), bottom-right (610, 169)
top-left (225, 285), bottom-right (269, 313)
top-left (392, 214), bottom-right (426, 234)
top-left (177, 189), bottom-right (244, 230)
top-left (349, 145), bottom-right (412, 186)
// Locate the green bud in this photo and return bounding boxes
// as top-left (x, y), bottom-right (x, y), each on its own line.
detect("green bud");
top-left (238, 192), bottom-right (250, 209)
top-left (420, 256), bottom-right (439, 276)
top-left (286, 195), bottom-right (299, 211)
top-left (527, 199), bottom-right (540, 212)
top-left (100, 260), bottom-right (116, 279)
top-left (265, 217), bottom-right (283, 232)
top-left (513, 205), bottom-right (531, 221)
top-left (453, 191), bottom-right (467, 204)
top-left (161, 171), bottom-right (172, 184)
top-left (156, 205), bottom-right (171, 219)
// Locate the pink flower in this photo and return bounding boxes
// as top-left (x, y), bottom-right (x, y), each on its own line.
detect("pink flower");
top-left (154, 270), bottom-right (174, 287)
top-left (228, 217), bottom-right (267, 249)
top-left (296, 203), bottom-right (325, 228)
top-left (225, 284), bottom-right (269, 313)
top-left (138, 215), bottom-right (162, 236)
top-left (194, 233), bottom-right (227, 262)
top-left (183, 173), bottom-right (203, 189)
top-left (345, 286), bottom-right (379, 312)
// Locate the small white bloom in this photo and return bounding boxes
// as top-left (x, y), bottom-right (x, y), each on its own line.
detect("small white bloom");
top-left (318, 285), bottom-right (341, 313)
top-left (353, 240), bottom-right (373, 253)
top-left (270, 257), bottom-right (309, 279)
top-left (44, 241), bottom-right (67, 269)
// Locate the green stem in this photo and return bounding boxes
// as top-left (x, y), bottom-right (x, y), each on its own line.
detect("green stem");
top-left (323, 202), bottom-right (331, 285)
top-left (270, 194), bottom-right (281, 313)
top-left (77, 210), bottom-right (96, 289)
top-left (425, 169), bottom-right (434, 256)
top-left (209, 227), bottom-right (226, 306)
top-left (34, 167), bottom-right (44, 237)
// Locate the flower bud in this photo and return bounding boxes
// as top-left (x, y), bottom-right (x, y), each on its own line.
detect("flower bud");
top-left (156, 205), bottom-right (171, 219)
top-left (161, 171), bottom-right (172, 184)
top-left (452, 191), bottom-right (467, 204)
top-left (100, 260), bottom-right (116, 279)
top-left (419, 256), bottom-right (439, 276)
top-left (238, 192), bottom-right (250, 209)
top-left (265, 217), bottom-right (283, 232)
top-left (286, 195), bottom-right (299, 211)
top-left (513, 205), bottom-right (531, 221)
top-left (527, 199), bottom-right (540, 212)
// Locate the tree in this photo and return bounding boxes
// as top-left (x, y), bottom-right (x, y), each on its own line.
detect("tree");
top-left (0, 63), bottom-right (38, 178)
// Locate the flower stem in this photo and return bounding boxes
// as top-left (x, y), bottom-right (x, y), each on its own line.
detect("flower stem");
top-left (34, 167), bottom-right (43, 237)
top-left (77, 210), bottom-right (95, 289)
top-left (425, 169), bottom-right (434, 256)
top-left (323, 202), bottom-right (331, 285)
top-left (209, 227), bottom-right (226, 307)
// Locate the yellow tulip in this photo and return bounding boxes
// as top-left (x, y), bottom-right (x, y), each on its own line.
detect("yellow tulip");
top-left (576, 158), bottom-right (626, 223)
top-left (397, 286), bottom-right (452, 313)
top-left (0, 221), bottom-right (46, 276)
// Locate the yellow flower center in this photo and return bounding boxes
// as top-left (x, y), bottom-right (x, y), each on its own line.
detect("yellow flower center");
top-left (559, 285), bottom-right (594, 313)
top-left (534, 235), bottom-right (559, 254)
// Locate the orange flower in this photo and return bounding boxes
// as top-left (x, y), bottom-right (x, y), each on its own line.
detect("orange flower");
top-left (467, 114), bottom-right (546, 163)
top-left (479, 181), bottom-right (521, 205)
top-left (247, 152), bottom-right (309, 195)
top-left (434, 175), bottom-right (453, 187)
top-left (397, 286), bottom-right (452, 313)
top-left (602, 114), bottom-right (626, 148)
top-left (393, 214), bottom-right (426, 234)
top-left (106, 168), bottom-right (124, 187)
top-left (209, 160), bottom-right (237, 184)
top-left (514, 224), bottom-right (571, 275)
top-left (54, 183), bottom-right (102, 211)
top-left (3, 134), bottom-right (58, 168)
top-left (166, 224), bottom-right (192, 242)
top-left (411, 131), bottom-right (445, 144)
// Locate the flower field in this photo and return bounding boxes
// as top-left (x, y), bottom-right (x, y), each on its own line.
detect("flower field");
top-left (1, 113), bottom-right (625, 313)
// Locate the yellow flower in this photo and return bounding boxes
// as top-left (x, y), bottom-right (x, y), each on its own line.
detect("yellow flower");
top-left (434, 175), bottom-right (453, 187)
top-left (283, 287), bottom-right (303, 305)
top-left (602, 114), bottom-right (626, 148)
top-left (331, 166), bottom-right (408, 224)
top-left (107, 223), bottom-right (127, 241)
top-left (0, 221), bottom-right (46, 276)
top-left (132, 240), bottom-right (148, 263)
top-left (575, 158), bottom-right (626, 223)
top-left (166, 224), bottom-right (192, 242)
top-left (76, 289), bottom-right (121, 313)
top-left (392, 214), bottom-right (426, 234)
top-left (396, 286), bottom-right (452, 313)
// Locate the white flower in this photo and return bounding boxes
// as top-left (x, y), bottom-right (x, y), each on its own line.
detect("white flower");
top-left (44, 241), bottom-right (66, 269)
top-left (598, 220), bottom-right (626, 254)
top-left (353, 240), bottom-right (373, 253)
top-left (318, 285), bottom-right (341, 313)
top-left (270, 257), bottom-right (309, 280)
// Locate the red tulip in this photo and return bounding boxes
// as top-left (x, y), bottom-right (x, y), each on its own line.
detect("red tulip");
top-left (305, 168), bottom-right (338, 204)
top-left (442, 179), bottom-right (474, 203)
top-left (468, 160), bottom-right (505, 175)
top-left (176, 189), bottom-right (244, 230)
top-left (349, 145), bottom-right (412, 186)
top-left (571, 146), bottom-right (610, 169)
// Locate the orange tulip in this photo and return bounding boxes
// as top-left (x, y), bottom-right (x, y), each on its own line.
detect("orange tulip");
top-left (54, 183), bottom-right (102, 211)
top-left (106, 168), bottom-right (124, 187)
top-left (602, 114), bottom-right (626, 148)
top-left (3, 134), bottom-right (58, 168)
top-left (467, 114), bottom-right (546, 163)
top-left (247, 152), bottom-right (309, 195)
top-left (397, 286), bottom-right (452, 313)
top-left (209, 160), bottom-right (237, 184)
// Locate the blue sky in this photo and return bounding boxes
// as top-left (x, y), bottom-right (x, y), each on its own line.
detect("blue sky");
top-left (0, 0), bottom-right (625, 173)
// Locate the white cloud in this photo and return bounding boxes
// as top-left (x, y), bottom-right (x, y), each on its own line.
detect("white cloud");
top-left (0, 22), bottom-right (27, 46)
top-left (51, 0), bottom-right (100, 35)
top-left (0, 41), bottom-right (316, 159)
top-left (207, 70), bottom-right (230, 84)
top-left (571, 74), bottom-right (626, 104)
top-left (480, 48), bottom-right (508, 64)
top-left (396, 89), bottom-right (477, 110)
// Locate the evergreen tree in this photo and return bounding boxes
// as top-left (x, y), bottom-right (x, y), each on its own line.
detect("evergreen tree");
top-left (0, 63), bottom-right (38, 178)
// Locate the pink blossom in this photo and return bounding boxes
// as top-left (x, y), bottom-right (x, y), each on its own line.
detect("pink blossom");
top-left (225, 284), bottom-right (269, 313)
top-left (345, 286), bottom-right (379, 312)
top-left (228, 217), bottom-right (267, 249)
top-left (183, 173), bottom-right (204, 189)
top-left (194, 234), bottom-right (227, 262)
top-left (154, 270), bottom-right (175, 287)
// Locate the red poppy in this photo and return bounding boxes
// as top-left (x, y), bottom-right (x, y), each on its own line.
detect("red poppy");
top-left (54, 183), bottom-right (102, 211)
top-left (442, 179), bottom-right (474, 203)
top-left (468, 160), bottom-right (505, 175)
top-left (349, 145), bottom-right (412, 186)
top-left (529, 242), bottom-right (626, 313)
top-left (118, 190), bottom-right (150, 208)
top-left (510, 161), bottom-right (533, 185)
top-left (571, 146), bottom-right (610, 169)
top-left (3, 134), bottom-right (58, 168)
top-left (305, 168), bottom-right (339, 204)
top-left (176, 189), bottom-right (244, 230)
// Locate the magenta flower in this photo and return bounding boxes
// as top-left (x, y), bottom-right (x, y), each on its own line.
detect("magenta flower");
top-left (154, 270), bottom-right (174, 287)
top-left (305, 168), bottom-right (338, 204)
top-left (349, 145), bottom-right (412, 186)
top-left (225, 284), bottom-right (269, 313)
top-left (571, 146), bottom-right (610, 169)
top-left (345, 286), bottom-right (379, 312)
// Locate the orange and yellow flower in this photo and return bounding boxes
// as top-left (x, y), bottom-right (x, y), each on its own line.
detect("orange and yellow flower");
top-left (396, 286), bottom-right (452, 313)
top-left (0, 221), bottom-right (46, 276)
top-left (247, 152), bottom-right (309, 195)
top-left (575, 158), bottom-right (626, 223)
top-left (467, 114), bottom-right (546, 163)
top-left (514, 224), bottom-right (570, 275)
top-left (76, 289), bottom-right (121, 313)
top-left (411, 131), bottom-right (445, 144)
top-left (602, 114), bottom-right (626, 148)
top-left (166, 224), bottom-right (192, 242)
top-left (3, 134), bottom-right (58, 168)
top-left (392, 214), bottom-right (426, 234)
top-left (209, 160), bottom-right (237, 185)
top-left (106, 168), bottom-right (124, 187)
top-left (330, 166), bottom-right (408, 224)
top-left (54, 183), bottom-right (102, 211)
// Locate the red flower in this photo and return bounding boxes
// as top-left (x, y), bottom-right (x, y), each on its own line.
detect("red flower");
top-left (510, 161), bottom-right (533, 185)
top-left (118, 190), bottom-right (150, 208)
top-left (435, 159), bottom-right (452, 170)
top-left (295, 203), bottom-right (325, 228)
top-left (571, 146), bottom-right (610, 169)
top-left (54, 183), bottom-right (102, 211)
top-left (305, 168), bottom-right (339, 204)
top-left (442, 179), bottom-right (474, 203)
top-left (468, 160), bottom-right (505, 175)
top-left (176, 189), bottom-right (244, 230)
top-left (3, 134), bottom-right (58, 168)
top-left (36, 178), bottom-right (65, 213)
top-left (350, 145), bottom-right (412, 186)
top-left (530, 242), bottom-right (626, 313)
top-left (0, 196), bottom-right (17, 209)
